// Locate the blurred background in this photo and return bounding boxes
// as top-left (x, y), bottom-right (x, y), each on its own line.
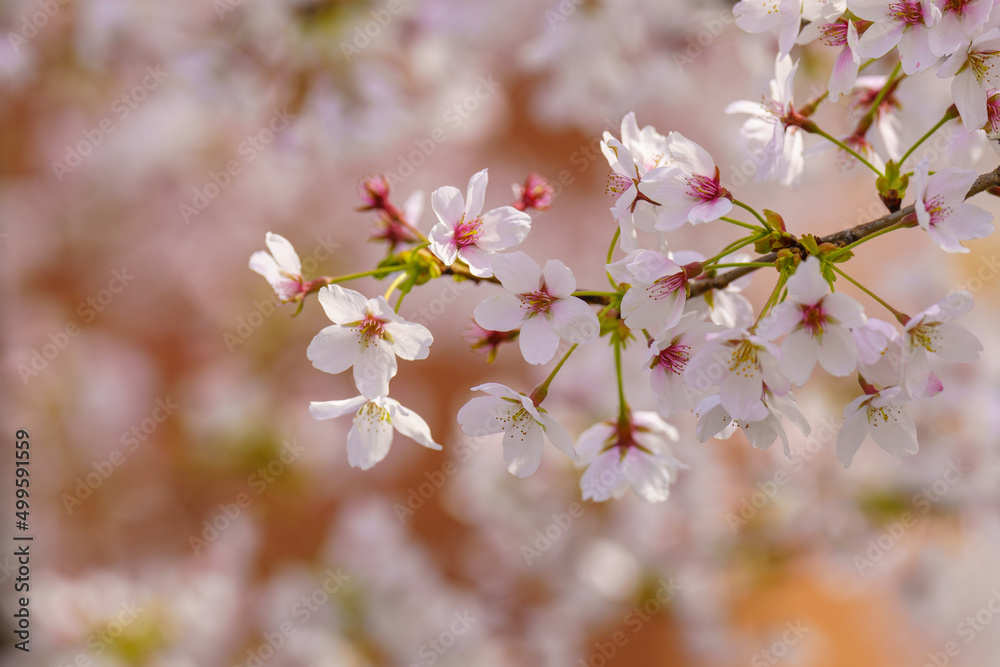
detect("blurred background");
top-left (3, 0), bottom-right (1000, 665)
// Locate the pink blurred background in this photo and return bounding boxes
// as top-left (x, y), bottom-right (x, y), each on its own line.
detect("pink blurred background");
top-left (3, 0), bottom-right (1000, 665)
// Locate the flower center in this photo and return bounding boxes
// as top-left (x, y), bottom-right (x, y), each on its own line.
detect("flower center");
top-left (454, 217), bottom-right (483, 249)
top-left (606, 171), bottom-right (633, 196)
top-left (648, 272), bottom-right (687, 299)
top-left (728, 339), bottom-right (759, 377)
top-left (357, 313), bottom-right (386, 343)
top-left (987, 94), bottom-right (1000, 134)
top-left (909, 324), bottom-right (942, 353)
top-left (520, 289), bottom-right (555, 316)
top-left (820, 20), bottom-right (848, 47)
top-left (922, 194), bottom-right (950, 227)
top-left (686, 172), bottom-right (722, 202)
top-left (968, 50), bottom-right (1000, 85)
top-left (800, 302), bottom-right (829, 335)
top-left (944, 0), bottom-right (972, 13)
top-left (889, 1), bottom-right (925, 26)
top-left (656, 343), bottom-right (690, 375)
top-left (359, 400), bottom-right (390, 423)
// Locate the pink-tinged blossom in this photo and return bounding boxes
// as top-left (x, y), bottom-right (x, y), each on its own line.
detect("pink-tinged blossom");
top-left (901, 291), bottom-right (983, 397)
top-left (646, 313), bottom-right (720, 418)
top-left (850, 75), bottom-right (904, 159)
top-left (576, 412), bottom-right (687, 503)
top-left (309, 396), bottom-right (440, 470)
top-left (837, 386), bottom-right (918, 467)
top-left (758, 256), bottom-right (866, 385)
top-left (912, 157), bottom-right (995, 252)
top-left (656, 132), bottom-right (733, 230)
top-left (849, 0), bottom-right (942, 74)
top-left (306, 285), bottom-right (433, 399)
top-left (798, 18), bottom-right (862, 98)
top-left (735, 0), bottom-right (846, 55)
top-left (473, 252), bottom-right (599, 365)
top-left (607, 250), bottom-right (698, 331)
top-left (429, 169), bottom-right (532, 278)
top-left (938, 28), bottom-right (1000, 131)
top-left (853, 317), bottom-right (904, 386)
top-left (512, 172), bottom-right (555, 211)
top-left (725, 54), bottom-right (805, 186)
top-left (684, 328), bottom-right (791, 422)
top-left (600, 112), bottom-right (675, 251)
top-left (249, 232), bottom-right (310, 303)
top-left (457, 383), bottom-right (577, 478)
top-left (928, 0), bottom-right (995, 56)
top-left (695, 388), bottom-right (810, 456)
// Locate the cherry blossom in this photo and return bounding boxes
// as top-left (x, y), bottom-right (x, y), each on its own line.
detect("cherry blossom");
top-left (473, 251), bottom-right (599, 365)
top-left (655, 132), bottom-right (733, 230)
top-left (607, 250), bottom-right (699, 331)
top-left (900, 291), bottom-right (983, 397)
top-left (694, 388), bottom-right (810, 456)
top-left (576, 412), bottom-right (687, 503)
top-left (938, 28), bottom-right (1000, 131)
top-left (684, 328), bottom-right (790, 422)
top-left (306, 285), bottom-right (433, 398)
top-left (646, 312), bottom-right (719, 418)
top-left (249, 232), bottom-right (310, 303)
top-left (798, 17), bottom-right (861, 99)
top-left (928, 0), bottom-right (994, 57)
top-left (429, 168), bottom-right (532, 277)
top-left (837, 386), bottom-right (918, 467)
top-left (457, 383), bottom-right (577, 477)
top-left (912, 158), bottom-right (995, 253)
top-left (309, 396), bottom-right (440, 470)
top-left (600, 113), bottom-right (675, 250)
top-left (853, 317), bottom-right (904, 386)
top-left (849, 0), bottom-right (942, 74)
top-left (757, 256), bottom-right (866, 385)
top-left (725, 54), bottom-right (805, 186)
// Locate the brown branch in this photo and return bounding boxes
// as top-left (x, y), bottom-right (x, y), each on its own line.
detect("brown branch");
top-left (688, 164), bottom-right (1000, 298)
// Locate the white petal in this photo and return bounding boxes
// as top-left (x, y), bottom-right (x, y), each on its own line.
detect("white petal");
top-left (353, 342), bottom-right (397, 398)
top-left (457, 396), bottom-right (510, 436)
top-left (502, 414), bottom-right (545, 477)
top-left (541, 259), bottom-right (577, 297)
top-left (932, 322), bottom-right (982, 362)
top-left (249, 251), bottom-right (282, 285)
top-left (816, 325), bottom-right (859, 377)
top-left (346, 403), bottom-right (394, 470)
top-left (518, 315), bottom-right (561, 365)
top-left (548, 297), bottom-right (600, 344)
top-left (479, 206), bottom-right (531, 250)
top-left (428, 223), bottom-right (459, 266)
top-left (474, 292), bottom-right (526, 331)
top-left (307, 326), bottom-right (360, 375)
top-left (836, 407), bottom-right (869, 468)
top-left (781, 330), bottom-right (819, 386)
top-left (383, 320), bottom-right (433, 360)
top-left (264, 232), bottom-right (302, 275)
top-left (389, 402), bottom-right (441, 450)
top-left (787, 256), bottom-right (828, 303)
top-left (431, 185), bottom-right (465, 225)
top-left (575, 421), bottom-right (616, 461)
top-left (580, 451), bottom-right (628, 502)
top-left (869, 407), bottom-right (918, 459)
top-left (317, 284), bottom-right (368, 324)
top-left (720, 371), bottom-right (767, 422)
top-left (623, 452), bottom-right (677, 503)
top-left (308, 396), bottom-right (367, 420)
top-left (491, 251), bottom-right (542, 293)
top-left (458, 245), bottom-right (495, 277)
top-left (537, 411), bottom-right (579, 460)
top-left (823, 292), bottom-right (866, 328)
top-left (465, 168), bottom-right (489, 217)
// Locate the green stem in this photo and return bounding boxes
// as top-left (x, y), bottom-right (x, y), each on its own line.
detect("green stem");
top-left (606, 228), bottom-right (621, 288)
top-left (899, 110), bottom-right (956, 167)
top-left (614, 338), bottom-right (628, 424)
top-left (326, 265), bottom-right (409, 284)
top-left (531, 344), bottom-right (579, 404)
top-left (703, 262), bottom-right (775, 270)
top-left (829, 264), bottom-right (908, 322)
top-left (868, 62), bottom-right (902, 116)
top-left (573, 290), bottom-right (618, 298)
top-left (383, 272), bottom-right (409, 302)
top-left (809, 125), bottom-right (883, 177)
top-left (751, 270), bottom-right (788, 331)
top-left (702, 235), bottom-right (762, 266)
top-left (731, 199), bottom-right (768, 228)
top-left (720, 216), bottom-right (765, 232)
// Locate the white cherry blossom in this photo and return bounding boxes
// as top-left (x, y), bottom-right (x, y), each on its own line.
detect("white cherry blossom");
top-left (607, 250), bottom-right (697, 331)
top-left (576, 412), bottom-right (687, 503)
top-left (646, 312), bottom-right (719, 418)
top-left (928, 0), bottom-right (994, 57)
top-left (457, 383), bottom-right (578, 478)
top-left (900, 291), bottom-right (983, 397)
top-left (310, 396), bottom-right (440, 470)
top-left (849, 0), bottom-right (942, 74)
top-left (912, 158), bottom-right (994, 252)
top-left (758, 256), bottom-right (866, 385)
top-left (837, 386), bottom-right (918, 467)
top-left (655, 132), bottom-right (733, 230)
top-left (249, 232), bottom-right (310, 303)
top-left (938, 28), bottom-right (1000, 131)
top-left (306, 285), bottom-right (433, 398)
top-left (429, 168), bottom-right (532, 277)
top-left (695, 388), bottom-right (810, 456)
top-left (474, 252), bottom-right (599, 365)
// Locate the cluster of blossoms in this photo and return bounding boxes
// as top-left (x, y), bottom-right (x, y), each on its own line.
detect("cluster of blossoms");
top-left (250, 0), bottom-right (999, 503)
